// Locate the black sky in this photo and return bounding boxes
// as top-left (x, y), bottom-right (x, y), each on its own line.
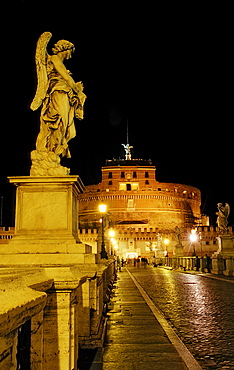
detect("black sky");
top-left (0, 2), bottom-right (233, 226)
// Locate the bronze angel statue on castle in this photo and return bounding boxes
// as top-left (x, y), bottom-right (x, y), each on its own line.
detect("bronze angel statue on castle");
top-left (30, 32), bottom-right (86, 176)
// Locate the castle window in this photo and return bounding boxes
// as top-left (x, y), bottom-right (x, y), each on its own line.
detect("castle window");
top-left (145, 180), bottom-right (149, 185)
top-left (145, 172), bottom-right (149, 178)
top-left (121, 172), bottom-right (125, 178)
top-left (108, 172), bottom-right (112, 178)
top-left (132, 183), bottom-right (139, 190)
top-left (119, 183), bottom-right (139, 191)
top-left (119, 183), bottom-right (126, 190)
top-left (108, 180), bottom-right (113, 185)
top-left (158, 188), bottom-right (162, 191)
top-left (133, 172), bottom-right (137, 178)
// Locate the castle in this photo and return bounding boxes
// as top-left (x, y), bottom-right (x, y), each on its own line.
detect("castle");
top-left (78, 147), bottom-right (204, 259)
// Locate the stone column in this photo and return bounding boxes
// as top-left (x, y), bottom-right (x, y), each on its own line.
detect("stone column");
top-left (42, 267), bottom-right (88, 370)
top-left (43, 290), bottom-right (71, 369)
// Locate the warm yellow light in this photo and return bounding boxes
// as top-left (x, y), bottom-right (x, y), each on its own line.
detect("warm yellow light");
top-left (110, 238), bottom-right (117, 246)
top-left (164, 238), bottom-right (169, 245)
top-left (99, 204), bottom-right (107, 213)
top-left (190, 229), bottom-right (198, 242)
top-left (109, 229), bottom-right (115, 237)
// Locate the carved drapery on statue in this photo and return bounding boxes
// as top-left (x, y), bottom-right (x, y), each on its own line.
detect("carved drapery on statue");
top-left (30, 32), bottom-right (86, 176)
top-left (216, 203), bottom-right (230, 233)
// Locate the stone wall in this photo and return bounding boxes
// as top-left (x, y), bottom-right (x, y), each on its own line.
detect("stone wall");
top-left (0, 261), bottom-right (115, 370)
top-left (78, 161), bottom-right (201, 231)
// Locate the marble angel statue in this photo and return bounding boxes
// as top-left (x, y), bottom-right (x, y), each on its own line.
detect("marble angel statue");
top-left (30, 32), bottom-right (86, 176)
top-left (216, 203), bottom-right (230, 232)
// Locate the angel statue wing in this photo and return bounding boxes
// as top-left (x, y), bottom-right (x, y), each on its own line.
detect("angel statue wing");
top-left (224, 203), bottom-right (230, 218)
top-left (30, 32), bottom-right (52, 111)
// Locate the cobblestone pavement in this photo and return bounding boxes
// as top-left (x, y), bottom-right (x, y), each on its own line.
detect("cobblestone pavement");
top-left (128, 266), bottom-right (234, 370)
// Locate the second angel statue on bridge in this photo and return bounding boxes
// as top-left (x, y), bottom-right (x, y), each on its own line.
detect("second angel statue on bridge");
top-left (30, 32), bottom-right (86, 176)
top-left (216, 203), bottom-right (230, 233)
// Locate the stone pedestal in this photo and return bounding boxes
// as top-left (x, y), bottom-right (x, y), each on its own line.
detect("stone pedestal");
top-left (0, 176), bottom-right (96, 265)
top-left (173, 243), bottom-right (184, 257)
top-left (212, 234), bottom-right (234, 275)
top-left (216, 234), bottom-right (234, 255)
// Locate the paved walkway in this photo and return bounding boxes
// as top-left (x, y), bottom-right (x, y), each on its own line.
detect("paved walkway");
top-left (91, 267), bottom-right (202, 370)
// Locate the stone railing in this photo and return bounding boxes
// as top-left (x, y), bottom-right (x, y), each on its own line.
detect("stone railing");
top-left (0, 227), bottom-right (15, 243)
top-left (0, 259), bottom-right (116, 369)
top-left (155, 255), bottom-right (234, 277)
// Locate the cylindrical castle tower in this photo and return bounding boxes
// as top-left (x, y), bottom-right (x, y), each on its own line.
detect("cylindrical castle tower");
top-left (78, 158), bottom-right (201, 231)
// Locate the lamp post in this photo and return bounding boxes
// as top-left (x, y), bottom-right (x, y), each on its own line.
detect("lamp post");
top-left (99, 204), bottom-right (108, 259)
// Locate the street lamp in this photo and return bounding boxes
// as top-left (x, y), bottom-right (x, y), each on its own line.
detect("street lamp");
top-left (164, 238), bottom-right (169, 257)
top-left (99, 204), bottom-right (108, 259)
top-left (190, 229), bottom-right (198, 255)
top-left (108, 229), bottom-right (116, 255)
top-left (190, 229), bottom-right (198, 242)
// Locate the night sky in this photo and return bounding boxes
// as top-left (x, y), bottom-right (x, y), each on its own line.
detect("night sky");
top-left (0, 2), bottom-right (233, 226)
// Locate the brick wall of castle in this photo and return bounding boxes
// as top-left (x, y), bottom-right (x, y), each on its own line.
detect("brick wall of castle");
top-left (78, 162), bottom-right (201, 231)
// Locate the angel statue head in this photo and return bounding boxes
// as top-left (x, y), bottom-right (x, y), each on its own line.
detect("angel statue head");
top-left (52, 39), bottom-right (75, 59)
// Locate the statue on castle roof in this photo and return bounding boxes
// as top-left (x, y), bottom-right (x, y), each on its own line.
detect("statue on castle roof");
top-left (30, 32), bottom-right (86, 176)
top-left (216, 203), bottom-right (230, 233)
top-left (121, 143), bottom-right (133, 160)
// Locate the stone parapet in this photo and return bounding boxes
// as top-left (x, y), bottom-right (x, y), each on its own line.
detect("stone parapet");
top-left (0, 260), bottom-right (116, 369)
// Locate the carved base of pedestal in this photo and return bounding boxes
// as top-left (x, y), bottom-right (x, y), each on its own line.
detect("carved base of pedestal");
top-left (173, 244), bottom-right (184, 257)
top-left (0, 176), bottom-right (95, 266)
top-left (30, 150), bottom-right (70, 176)
top-left (213, 234), bottom-right (234, 256)
top-left (212, 234), bottom-right (234, 275)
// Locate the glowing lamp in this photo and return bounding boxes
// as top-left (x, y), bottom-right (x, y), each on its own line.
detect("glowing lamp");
top-left (190, 229), bottom-right (198, 242)
top-left (109, 229), bottom-right (115, 237)
top-left (99, 204), bottom-right (107, 213)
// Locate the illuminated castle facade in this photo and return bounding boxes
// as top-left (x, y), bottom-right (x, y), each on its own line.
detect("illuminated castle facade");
top-left (78, 156), bottom-right (202, 258)
top-left (79, 159), bottom-right (201, 230)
